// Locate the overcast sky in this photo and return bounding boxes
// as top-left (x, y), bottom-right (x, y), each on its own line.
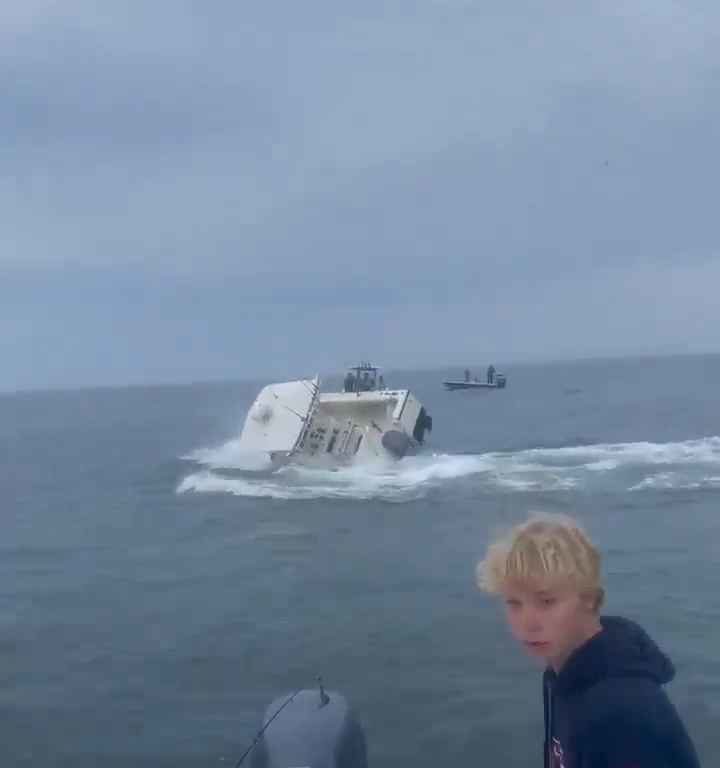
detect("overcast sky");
top-left (2, 1), bottom-right (719, 391)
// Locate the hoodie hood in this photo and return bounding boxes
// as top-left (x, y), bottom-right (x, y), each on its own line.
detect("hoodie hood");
top-left (553, 615), bottom-right (675, 696)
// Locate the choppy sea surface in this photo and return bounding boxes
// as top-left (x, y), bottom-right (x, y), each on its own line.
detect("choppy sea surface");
top-left (2, 355), bottom-right (719, 766)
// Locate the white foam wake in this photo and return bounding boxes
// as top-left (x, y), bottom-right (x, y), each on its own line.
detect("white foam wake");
top-left (183, 439), bottom-right (274, 471)
top-left (515, 436), bottom-right (720, 469)
top-left (177, 453), bottom-right (492, 502)
top-left (629, 473), bottom-right (720, 492)
top-left (177, 436), bottom-right (720, 501)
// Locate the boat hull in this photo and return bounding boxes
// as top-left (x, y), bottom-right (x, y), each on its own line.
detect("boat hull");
top-left (443, 377), bottom-right (506, 390)
top-left (237, 380), bottom-right (432, 467)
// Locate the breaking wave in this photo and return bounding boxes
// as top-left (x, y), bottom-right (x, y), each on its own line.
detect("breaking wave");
top-left (177, 454), bottom-right (489, 503)
top-left (184, 439), bottom-right (274, 472)
top-left (177, 436), bottom-right (720, 502)
top-left (629, 473), bottom-right (720, 492)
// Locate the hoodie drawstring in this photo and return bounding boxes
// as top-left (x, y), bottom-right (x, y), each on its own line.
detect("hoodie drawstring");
top-left (543, 675), bottom-right (553, 768)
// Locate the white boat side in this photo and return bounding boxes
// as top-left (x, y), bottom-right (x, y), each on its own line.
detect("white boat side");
top-left (236, 377), bottom-right (320, 461)
top-left (236, 377), bottom-right (431, 467)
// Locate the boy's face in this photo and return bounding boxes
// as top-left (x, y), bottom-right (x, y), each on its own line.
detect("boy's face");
top-left (500, 580), bottom-right (599, 670)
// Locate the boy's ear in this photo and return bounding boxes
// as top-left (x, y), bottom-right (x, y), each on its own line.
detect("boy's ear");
top-left (580, 590), bottom-right (598, 613)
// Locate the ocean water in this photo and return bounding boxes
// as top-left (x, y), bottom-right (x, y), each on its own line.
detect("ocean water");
top-left (1, 355), bottom-right (719, 766)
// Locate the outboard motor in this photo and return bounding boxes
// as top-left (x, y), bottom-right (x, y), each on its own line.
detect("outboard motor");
top-left (246, 685), bottom-right (368, 768)
top-left (381, 429), bottom-right (412, 458)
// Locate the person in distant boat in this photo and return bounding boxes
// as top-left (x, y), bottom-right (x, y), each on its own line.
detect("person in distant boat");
top-left (476, 514), bottom-right (701, 768)
top-left (362, 371), bottom-right (370, 391)
top-left (487, 364), bottom-right (495, 384)
top-left (465, 368), bottom-right (471, 382)
top-left (344, 371), bottom-right (355, 393)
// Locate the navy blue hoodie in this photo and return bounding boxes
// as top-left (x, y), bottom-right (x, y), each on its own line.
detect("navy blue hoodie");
top-left (543, 616), bottom-right (701, 768)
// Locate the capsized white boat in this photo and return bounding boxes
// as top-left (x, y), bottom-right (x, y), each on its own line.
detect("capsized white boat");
top-left (236, 364), bottom-right (432, 467)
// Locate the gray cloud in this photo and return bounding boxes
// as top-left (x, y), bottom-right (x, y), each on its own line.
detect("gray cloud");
top-left (1, 1), bottom-right (719, 389)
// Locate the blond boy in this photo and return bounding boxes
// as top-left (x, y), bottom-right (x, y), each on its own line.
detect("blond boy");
top-left (477, 514), bottom-right (700, 768)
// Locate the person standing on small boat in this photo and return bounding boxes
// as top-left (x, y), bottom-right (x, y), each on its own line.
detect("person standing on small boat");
top-left (487, 364), bottom-right (495, 384)
top-left (476, 514), bottom-right (701, 767)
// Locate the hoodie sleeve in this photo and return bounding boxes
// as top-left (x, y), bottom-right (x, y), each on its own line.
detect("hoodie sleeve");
top-left (580, 714), bottom-right (682, 768)
top-left (582, 732), bottom-right (669, 768)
